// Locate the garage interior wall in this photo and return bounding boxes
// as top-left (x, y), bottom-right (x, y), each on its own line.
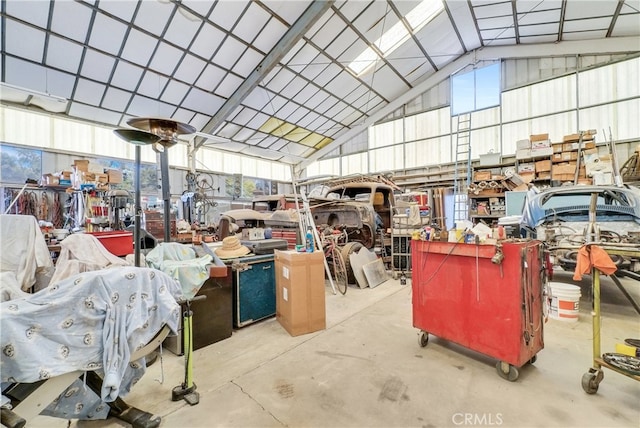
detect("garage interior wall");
top-left (1, 55), bottom-right (638, 189)
top-left (305, 55), bottom-right (640, 178)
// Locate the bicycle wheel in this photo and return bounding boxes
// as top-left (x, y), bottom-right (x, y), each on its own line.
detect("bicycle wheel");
top-left (331, 246), bottom-right (348, 295)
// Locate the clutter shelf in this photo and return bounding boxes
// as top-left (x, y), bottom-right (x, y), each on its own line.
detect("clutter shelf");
top-left (391, 215), bottom-right (414, 279)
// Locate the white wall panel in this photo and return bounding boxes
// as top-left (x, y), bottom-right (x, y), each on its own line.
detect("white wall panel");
top-left (404, 107), bottom-right (451, 141)
top-left (470, 126), bottom-right (500, 156)
top-left (470, 106), bottom-right (500, 128)
top-left (271, 163), bottom-right (289, 182)
top-left (615, 57), bottom-right (640, 99)
top-left (306, 158), bottom-right (340, 178)
top-left (579, 99), bottom-right (640, 142)
top-left (241, 156), bottom-right (257, 177)
top-left (341, 152), bottom-right (368, 176)
top-left (369, 120), bottom-right (403, 148)
top-left (501, 86), bottom-right (529, 122)
top-left (530, 75), bottom-right (576, 116)
top-left (369, 146), bottom-right (404, 172)
top-left (52, 117), bottom-right (92, 153)
top-left (2, 108), bottom-right (51, 148)
top-left (404, 135), bottom-right (451, 168)
top-left (197, 147), bottom-right (224, 172)
top-left (94, 126), bottom-right (130, 159)
top-left (168, 143), bottom-right (188, 169)
top-left (578, 65), bottom-right (615, 106)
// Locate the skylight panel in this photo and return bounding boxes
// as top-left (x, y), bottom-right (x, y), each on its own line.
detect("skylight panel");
top-left (348, 0), bottom-right (443, 76)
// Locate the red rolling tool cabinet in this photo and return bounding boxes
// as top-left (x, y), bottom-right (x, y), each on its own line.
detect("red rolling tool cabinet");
top-left (412, 240), bottom-right (546, 381)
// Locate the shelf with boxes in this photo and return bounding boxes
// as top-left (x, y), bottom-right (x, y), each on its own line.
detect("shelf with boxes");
top-left (468, 168), bottom-right (507, 222)
top-left (515, 131), bottom-right (598, 186)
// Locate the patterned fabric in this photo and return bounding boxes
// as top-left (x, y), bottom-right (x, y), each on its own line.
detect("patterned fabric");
top-left (49, 233), bottom-right (129, 286)
top-left (0, 214), bottom-right (53, 291)
top-left (1, 267), bottom-right (182, 419)
top-left (145, 243), bottom-right (212, 300)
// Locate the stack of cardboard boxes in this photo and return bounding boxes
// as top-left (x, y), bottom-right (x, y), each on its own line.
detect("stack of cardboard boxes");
top-left (41, 159), bottom-right (120, 189)
top-left (550, 132), bottom-right (596, 184)
top-left (515, 131), bottom-right (607, 186)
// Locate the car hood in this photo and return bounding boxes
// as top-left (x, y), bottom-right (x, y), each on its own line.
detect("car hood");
top-left (521, 185), bottom-right (640, 228)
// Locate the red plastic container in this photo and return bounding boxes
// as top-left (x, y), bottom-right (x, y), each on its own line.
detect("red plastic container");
top-left (412, 240), bottom-right (545, 379)
top-left (89, 231), bottom-right (134, 257)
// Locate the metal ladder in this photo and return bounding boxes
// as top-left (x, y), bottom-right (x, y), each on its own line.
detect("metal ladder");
top-left (452, 113), bottom-right (472, 223)
top-left (290, 167), bottom-right (337, 294)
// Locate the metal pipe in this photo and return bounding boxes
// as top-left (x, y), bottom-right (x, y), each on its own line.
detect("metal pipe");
top-left (160, 150), bottom-right (171, 243)
top-left (134, 145), bottom-right (141, 267)
top-left (592, 268), bottom-right (601, 368)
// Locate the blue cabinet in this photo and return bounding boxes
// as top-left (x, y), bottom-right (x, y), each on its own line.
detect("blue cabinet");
top-left (229, 254), bottom-right (276, 328)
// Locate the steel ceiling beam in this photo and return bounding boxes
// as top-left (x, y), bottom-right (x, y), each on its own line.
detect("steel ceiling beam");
top-left (194, 0), bottom-right (335, 150)
top-left (296, 36), bottom-right (640, 172)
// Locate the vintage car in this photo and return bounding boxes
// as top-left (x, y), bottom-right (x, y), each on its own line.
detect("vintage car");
top-left (251, 194), bottom-right (301, 212)
top-left (216, 208), bottom-right (269, 240)
top-left (309, 175), bottom-right (399, 249)
top-left (521, 184), bottom-right (640, 275)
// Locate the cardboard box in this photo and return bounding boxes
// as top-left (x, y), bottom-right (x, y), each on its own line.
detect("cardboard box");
top-left (518, 162), bottom-right (535, 173)
top-left (275, 250), bottom-right (325, 336)
top-left (535, 160), bottom-right (551, 172)
top-left (551, 153), bottom-right (563, 163)
top-left (592, 171), bottom-right (613, 185)
top-left (516, 148), bottom-right (531, 160)
top-left (552, 143), bottom-right (563, 153)
top-left (530, 133), bottom-right (549, 142)
top-left (61, 171), bottom-right (72, 180)
top-left (563, 133), bottom-right (580, 142)
top-left (516, 139), bottom-right (531, 150)
top-left (241, 227), bottom-right (265, 241)
top-left (578, 166), bottom-right (587, 178)
top-left (73, 159), bottom-right (89, 172)
top-left (561, 151), bottom-right (578, 161)
top-left (84, 172), bottom-right (96, 182)
top-left (519, 172), bottom-right (535, 184)
top-left (551, 173), bottom-right (574, 181)
top-left (537, 171), bottom-right (551, 180)
top-left (563, 131), bottom-right (595, 142)
top-left (584, 141), bottom-right (596, 149)
top-left (577, 178), bottom-right (593, 185)
top-left (562, 142), bottom-right (579, 152)
top-left (96, 173), bottom-right (108, 184)
top-left (88, 163), bottom-right (105, 174)
top-left (530, 146), bottom-right (553, 158)
top-left (474, 170), bottom-right (492, 181)
top-left (531, 139), bottom-right (551, 149)
top-left (106, 169), bottom-right (123, 184)
top-left (553, 164), bottom-right (577, 175)
top-left (41, 174), bottom-right (59, 186)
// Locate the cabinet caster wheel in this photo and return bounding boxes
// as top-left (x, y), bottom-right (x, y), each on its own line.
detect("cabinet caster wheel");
top-left (528, 355), bottom-right (537, 364)
top-left (581, 371), bottom-right (602, 394)
top-left (496, 361), bottom-right (519, 382)
top-left (418, 331), bottom-right (429, 347)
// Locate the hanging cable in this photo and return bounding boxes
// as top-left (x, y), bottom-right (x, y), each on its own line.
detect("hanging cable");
top-left (40, 191), bottom-right (50, 221)
top-left (53, 193), bottom-right (63, 229)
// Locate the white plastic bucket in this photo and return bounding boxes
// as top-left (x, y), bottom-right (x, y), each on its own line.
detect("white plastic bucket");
top-left (548, 282), bottom-right (581, 322)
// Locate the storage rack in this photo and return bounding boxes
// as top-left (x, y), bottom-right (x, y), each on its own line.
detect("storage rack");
top-left (391, 214), bottom-right (413, 279)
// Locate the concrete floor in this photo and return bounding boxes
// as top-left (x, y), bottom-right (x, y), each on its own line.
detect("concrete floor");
top-left (29, 271), bottom-right (640, 428)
